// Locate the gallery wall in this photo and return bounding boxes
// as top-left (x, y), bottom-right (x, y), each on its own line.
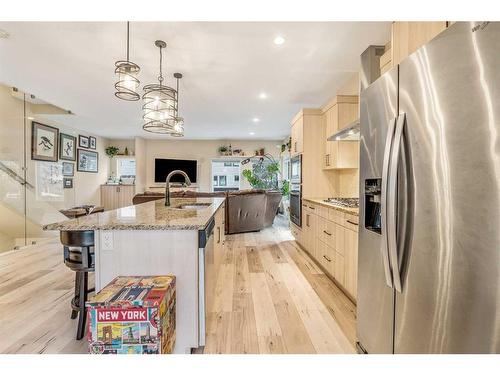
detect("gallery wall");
top-left (0, 83), bottom-right (109, 237)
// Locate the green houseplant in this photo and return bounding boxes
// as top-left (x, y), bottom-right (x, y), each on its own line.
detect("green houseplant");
top-left (105, 146), bottom-right (119, 158)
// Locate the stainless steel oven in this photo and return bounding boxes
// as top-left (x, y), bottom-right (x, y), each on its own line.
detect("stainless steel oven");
top-left (289, 183), bottom-right (301, 227)
top-left (290, 154), bottom-right (302, 184)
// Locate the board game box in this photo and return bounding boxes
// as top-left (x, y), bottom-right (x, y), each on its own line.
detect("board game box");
top-left (87, 276), bottom-right (176, 354)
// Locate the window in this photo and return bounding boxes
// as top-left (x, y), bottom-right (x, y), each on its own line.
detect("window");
top-left (213, 176), bottom-right (218, 186)
top-left (234, 175), bottom-right (239, 182)
top-left (224, 162), bottom-right (232, 167)
top-left (116, 158), bottom-right (136, 179)
top-left (219, 176), bottom-right (227, 186)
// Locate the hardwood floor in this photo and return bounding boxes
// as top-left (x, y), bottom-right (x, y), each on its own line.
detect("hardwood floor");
top-left (0, 216), bottom-right (356, 354)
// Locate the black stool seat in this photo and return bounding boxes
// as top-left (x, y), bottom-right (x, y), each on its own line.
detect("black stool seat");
top-left (60, 230), bottom-right (95, 340)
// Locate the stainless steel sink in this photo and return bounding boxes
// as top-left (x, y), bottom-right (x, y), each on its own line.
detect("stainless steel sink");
top-left (172, 203), bottom-right (211, 210)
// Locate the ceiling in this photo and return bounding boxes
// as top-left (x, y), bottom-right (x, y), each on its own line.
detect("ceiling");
top-left (0, 22), bottom-right (390, 140)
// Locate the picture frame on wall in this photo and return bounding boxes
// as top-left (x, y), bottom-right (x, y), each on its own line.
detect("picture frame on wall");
top-left (63, 177), bottom-right (73, 189)
top-left (79, 135), bottom-right (89, 148)
top-left (62, 162), bottom-right (74, 176)
top-left (89, 136), bottom-right (96, 150)
top-left (59, 133), bottom-right (76, 161)
top-left (77, 149), bottom-right (98, 173)
top-left (31, 122), bottom-right (59, 162)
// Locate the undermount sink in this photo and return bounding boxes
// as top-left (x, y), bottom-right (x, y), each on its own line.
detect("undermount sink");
top-left (171, 203), bottom-right (211, 210)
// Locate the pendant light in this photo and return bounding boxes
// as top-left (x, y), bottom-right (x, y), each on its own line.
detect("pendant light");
top-left (142, 40), bottom-right (178, 134)
top-left (114, 22), bottom-right (140, 101)
top-left (171, 72), bottom-right (184, 137)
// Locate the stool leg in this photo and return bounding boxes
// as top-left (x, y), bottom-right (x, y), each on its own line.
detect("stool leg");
top-left (71, 272), bottom-right (80, 319)
top-left (76, 272), bottom-right (87, 340)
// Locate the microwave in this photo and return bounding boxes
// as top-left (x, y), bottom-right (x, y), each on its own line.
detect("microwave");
top-left (290, 154), bottom-right (302, 184)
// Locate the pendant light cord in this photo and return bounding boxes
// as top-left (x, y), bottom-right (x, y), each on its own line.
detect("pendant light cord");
top-left (176, 76), bottom-right (179, 116)
top-left (126, 21), bottom-right (130, 62)
top-left (158, 45), bottom-right (164, 85)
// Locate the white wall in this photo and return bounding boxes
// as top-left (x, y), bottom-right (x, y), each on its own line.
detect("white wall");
top-left (141, 139), bottom-right (282, 192)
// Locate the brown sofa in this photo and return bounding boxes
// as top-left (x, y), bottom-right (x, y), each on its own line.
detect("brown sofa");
top-left (132, 189), bottom-right (282, 234)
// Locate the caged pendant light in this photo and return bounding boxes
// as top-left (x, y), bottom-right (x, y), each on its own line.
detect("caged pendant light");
top-left (114, 22), bottom-right (141, 101)
top-left (170, 72), bottom-right (184, 137)
top-left (142, 40), bottom-right (178, 134)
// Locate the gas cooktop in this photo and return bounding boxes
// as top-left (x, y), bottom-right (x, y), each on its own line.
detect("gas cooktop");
top-left (323, 198), bottom-right (359, 208)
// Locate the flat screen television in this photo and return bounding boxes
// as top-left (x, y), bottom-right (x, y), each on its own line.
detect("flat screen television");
top-left (154, 158), bottom-right (198, 183)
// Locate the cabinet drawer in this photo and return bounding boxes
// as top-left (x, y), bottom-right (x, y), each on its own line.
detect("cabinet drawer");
top-left (316, 204), bottom-right (329, 219)
top-left (317, 239), bottom-right (335, 276)
top-left (328, 208), bottom-right (345, 225)
top-left (317, 218), bottom-right (335, 248)
top-left (344, 214), bottom-right (359, 232)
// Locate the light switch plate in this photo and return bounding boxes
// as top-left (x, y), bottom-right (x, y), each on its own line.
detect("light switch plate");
top-left (101, 231), bottom-right (114, 250)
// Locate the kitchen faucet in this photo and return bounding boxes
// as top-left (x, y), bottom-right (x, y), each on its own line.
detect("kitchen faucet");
top-left (165, 170), bottom-right (192, 206)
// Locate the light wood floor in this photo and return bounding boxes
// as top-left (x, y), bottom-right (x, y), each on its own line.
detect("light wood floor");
top-left (0, 216), bottom-right (356, 354)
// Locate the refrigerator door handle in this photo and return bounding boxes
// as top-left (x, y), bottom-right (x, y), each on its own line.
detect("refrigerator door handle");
top-left (388, 113), bottom-right (406, 293)
top-left (380, 117), bottom-right (397, 288)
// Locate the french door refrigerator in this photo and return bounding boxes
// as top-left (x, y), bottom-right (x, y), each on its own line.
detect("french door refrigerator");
top-left (357, 22), bottom-right (500, 354)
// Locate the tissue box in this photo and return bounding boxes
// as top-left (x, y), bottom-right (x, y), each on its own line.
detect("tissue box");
top-left (87, 276), bottom-right (176, 354)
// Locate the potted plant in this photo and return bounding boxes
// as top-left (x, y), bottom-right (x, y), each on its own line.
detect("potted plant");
top-left (105, 146), bottom-right (119, 158)
top-left (218, 145), bottom-right (228, 156)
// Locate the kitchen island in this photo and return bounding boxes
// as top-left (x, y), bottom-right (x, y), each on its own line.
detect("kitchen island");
top-left (44, 197), bottom-right (226, 354)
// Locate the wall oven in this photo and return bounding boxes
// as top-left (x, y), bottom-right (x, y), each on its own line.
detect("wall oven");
top-left (290, 154), bottom-right (302, 184)
top-left (289, 183), bottom-right (302, 227)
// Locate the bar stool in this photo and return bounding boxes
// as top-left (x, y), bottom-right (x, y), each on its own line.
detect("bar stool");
top-left (60, 230), bottom-right (95, 340)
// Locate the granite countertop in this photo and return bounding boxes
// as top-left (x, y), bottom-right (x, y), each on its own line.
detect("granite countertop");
top-left (303, 198), bottom-right (359, 216)
top-left (43, 197), bottom-right (225, 231)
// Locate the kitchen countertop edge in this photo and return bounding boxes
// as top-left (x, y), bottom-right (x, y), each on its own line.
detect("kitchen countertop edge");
top-left (303, 197), bottom-right (359, 216)
top-left (43, 197), bottom-right (225, 231)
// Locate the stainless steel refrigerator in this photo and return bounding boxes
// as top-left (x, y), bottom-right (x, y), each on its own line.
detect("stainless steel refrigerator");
top-left (357, 22), bottom-right (500, 354)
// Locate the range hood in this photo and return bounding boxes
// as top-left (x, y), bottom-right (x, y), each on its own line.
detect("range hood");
top-left (327, 119), bottom-right (360, 141)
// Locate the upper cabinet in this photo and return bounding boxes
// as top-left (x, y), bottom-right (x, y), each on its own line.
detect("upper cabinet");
top-left (290, 109), bottom-right (334, 198)
top-left (322, 95), bottom-right (359, 170)
top-left (392, 21), bottom-right (448, 65)
top-left (290, 114), bottom-right (304, 156)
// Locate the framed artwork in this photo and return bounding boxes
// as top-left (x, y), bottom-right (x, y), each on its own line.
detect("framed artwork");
top-left (63, 177), bottom-right (73, 189)
top-left (59, 133), bottom-right (76, 161)
top-left (77, 149), bottom-right (98, 173)
top-left (89, 136), bottom-right (97, 150)
top-left (62, 162), bottom-right (74, 176)
top-left (79, 135), bottom-right (89, 148)
top-left (31, 122), bottom-right (59, 162)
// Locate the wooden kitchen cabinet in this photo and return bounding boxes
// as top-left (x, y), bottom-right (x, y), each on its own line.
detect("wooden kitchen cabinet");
top-left (391, 22), bottom-right (448, 66)
top-left (290, 115), bottom-right (304, 155)
top-left (344, 228), bottom-right (358, 299)
top-left (214, 203), bottom-right (226, 254)
top-left (100, 185), bottom-right (135, 211)
top-left (293, 200), bottom-right (359, 302)
top-left (322, 95), bottom-right (359, 170)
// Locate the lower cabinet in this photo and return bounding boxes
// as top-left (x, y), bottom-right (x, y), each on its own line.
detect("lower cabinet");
top-left (291, 200), bottom-right (358, 302)
top-left (100, 185), bottom-right (135, 211)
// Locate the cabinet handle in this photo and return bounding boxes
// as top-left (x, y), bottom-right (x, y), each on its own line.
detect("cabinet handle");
top-left (323, 255), bottom-right (332, 262)
top-left (217, 226), bottom-right (221, 244)
top-left (310, 206), bottom-right (315, 210)
top-left (294, 142), bottom-right (297, 152)
top-left (306, 214), bottom-right (310, 227)
top-left (323, 230), bottom-right (332, 236)
top-left (347, 220), bottom-right (359, 226)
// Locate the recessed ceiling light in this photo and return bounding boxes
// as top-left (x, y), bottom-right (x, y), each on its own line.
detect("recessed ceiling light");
top-left (27, 116), bottom-right (35, 120)
top-left (252, 117), bottom-right (260, 123)
top-left (249, 132), bottom-right (255, 135)
top-left (273, 36), bottom-right (285, 45)
top-left (259, 92), bottom-right (267, 99)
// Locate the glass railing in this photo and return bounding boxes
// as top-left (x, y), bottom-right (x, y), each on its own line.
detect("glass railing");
top-left (0, 83), bottom-right (105, 253)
